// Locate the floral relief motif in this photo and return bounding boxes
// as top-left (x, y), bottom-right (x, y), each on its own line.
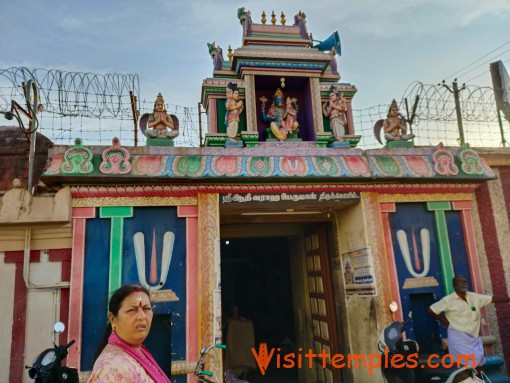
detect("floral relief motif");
top-left (246, 157), bottom-right (273, 177)
top-left (432, 144), bottom-right (459, 176)
top-left (279, 157), bottom-right (308, 176)
top-left (173, 156), bottom-right (204, 177)
top-left (213, 156), bottom-right (241, 176)
top-left (403, 156), bottom-right (434, 177)
top-left (458, 147), bottom-right (484, 175)
top-left (61, 138), bottom-right (94, 175)
top-left (132, 156), bottom-right (166, 176)
top-left (44, 154), bottom-right (65, 175)
top-left (342, 156), bottom-right (371, 176)
top-left (372, 156), bottom-right (404, 177)
top-left (99, 137), bottom-right (131, 174)
top-left (313, 157), bottom-right (340, 176)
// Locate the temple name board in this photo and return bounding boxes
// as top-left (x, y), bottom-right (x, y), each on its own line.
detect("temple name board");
top-left (220, 191), bottom-right (360, 204)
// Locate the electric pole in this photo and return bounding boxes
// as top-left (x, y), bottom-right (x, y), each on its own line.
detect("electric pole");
top-left (440, 79), bottom-right (466, 146)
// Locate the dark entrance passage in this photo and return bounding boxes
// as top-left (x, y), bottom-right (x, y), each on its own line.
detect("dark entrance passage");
top-left (221, 236), bottom-right (298, 383)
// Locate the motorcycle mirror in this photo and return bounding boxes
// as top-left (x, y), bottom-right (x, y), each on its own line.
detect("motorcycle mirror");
top-left (389, 301), bottom-right (398, 313)
top-left (28, 366), bottom-right (39, 379)
top-left (54, 322), bottom-right (66, 334)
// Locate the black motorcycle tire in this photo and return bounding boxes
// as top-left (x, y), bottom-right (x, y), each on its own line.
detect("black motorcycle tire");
top-left (382, 366), bottom-right (415, 383)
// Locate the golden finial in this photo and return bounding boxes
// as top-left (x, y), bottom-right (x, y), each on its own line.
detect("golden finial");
top-left (271, 10), bottom-right (276, 25)
top-left (261, 11), bottom-right (267, 24)
top-left (280, 11), bottom-right (286, 25)
top-left (227, 45), bottom-right (233, 61)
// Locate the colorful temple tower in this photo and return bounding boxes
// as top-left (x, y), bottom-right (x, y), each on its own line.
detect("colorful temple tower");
top-left (201, 8), bottom-right (359, 149)
top-left (1, 7), bottom-right (510, 383)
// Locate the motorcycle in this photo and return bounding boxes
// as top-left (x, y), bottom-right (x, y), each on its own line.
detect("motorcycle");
top-left (194, 344), bottom-right (249, 383)
top-left (378, 303), bottom-right (493, 383)
top-left (445, 367), bottom-right (491, 383)
top-left (378, 301), bottom-right (419, 383)
top-left (26, 322), bottom-right (78, 383)
top-left (194, 344), bottom-right (227, 383)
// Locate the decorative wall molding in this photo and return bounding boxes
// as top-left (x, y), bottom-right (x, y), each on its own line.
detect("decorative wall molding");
top-left (69, 183), bottom-right (479, 201)
top-left (72, 196), bottom-right (197, 207)
top-left (379, 192), bottom-right (473, 203)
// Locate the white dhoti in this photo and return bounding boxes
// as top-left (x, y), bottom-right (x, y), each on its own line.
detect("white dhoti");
top-left (448, 328), bottom-right (485, 368)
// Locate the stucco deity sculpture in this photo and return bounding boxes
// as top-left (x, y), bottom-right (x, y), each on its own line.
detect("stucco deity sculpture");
top-left (322, 85), bottom-right (348, 140)
top-left (261, 88), bottom-right (299, 141)
top-left (293, 11), bottom-right (309, 40)
top-left (280, 97), bottom-right (298, 135)
top-left (145, 93), bottom-right (179, 140)
top-left (207, 42), bottom-right (224, 71)
top-left (382, 99), bottom-right (415, 142)
top-left (225, 83), bottom-right (244, 141)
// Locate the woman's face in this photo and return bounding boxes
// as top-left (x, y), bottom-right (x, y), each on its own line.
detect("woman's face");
top-left (110, 291), bottom-right (153, 347)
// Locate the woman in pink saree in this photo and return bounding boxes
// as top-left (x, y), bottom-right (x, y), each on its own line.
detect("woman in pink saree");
top-left (87, 285), bottom-right (170, 383)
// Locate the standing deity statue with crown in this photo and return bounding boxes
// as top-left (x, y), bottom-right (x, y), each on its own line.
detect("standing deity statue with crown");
top-left (225, 83), bottom-right (244, 141)
top-left (146, 93), bottom-right (179, 140)
top-left (322, 85), bottom-right (348, 141)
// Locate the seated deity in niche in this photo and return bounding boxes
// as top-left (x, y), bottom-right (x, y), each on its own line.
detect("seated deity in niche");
top-left (261, 88), bottom-right (299, 141)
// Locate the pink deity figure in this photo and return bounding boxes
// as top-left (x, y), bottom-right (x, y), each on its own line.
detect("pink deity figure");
top-left (383, 99), bottom-right (415, 141)
top-left (280, 97), bottom-right (298, 136)
top-left (261, 88), bottom-right (299, 141)
top-left (322, 86), bottom-right (348, 140)
top-left (146, 93), bottom-right (179, 139)
top-left (225, 82), bottom-right (243, 141)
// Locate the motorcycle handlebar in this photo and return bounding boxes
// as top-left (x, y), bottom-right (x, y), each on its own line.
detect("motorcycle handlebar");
top-left (66, 340), bottom-right (76, 349)
top-left (194, 344), bottom-right (226, 376)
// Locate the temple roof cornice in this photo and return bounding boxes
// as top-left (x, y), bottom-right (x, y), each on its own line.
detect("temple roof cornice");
top-left (40, 143), bottom-right (496, 188)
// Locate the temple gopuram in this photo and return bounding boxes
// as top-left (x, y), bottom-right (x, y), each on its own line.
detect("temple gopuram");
top-left (1, 8), bottom-right (510, 383)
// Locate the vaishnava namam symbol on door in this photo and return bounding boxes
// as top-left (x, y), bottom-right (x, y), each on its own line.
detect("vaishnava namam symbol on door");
top-left (133, 229), bottom-right (179, 301)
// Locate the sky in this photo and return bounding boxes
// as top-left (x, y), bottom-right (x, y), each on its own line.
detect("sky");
top-left (1, 0), bottom-right (510, 116)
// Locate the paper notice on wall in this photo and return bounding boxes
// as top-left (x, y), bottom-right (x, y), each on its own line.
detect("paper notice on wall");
top-left (341, 247), bottom-right (377, 296)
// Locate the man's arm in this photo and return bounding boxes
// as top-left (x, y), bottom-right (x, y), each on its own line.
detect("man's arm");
top-left (492, 295), bottom-right (510, 303)
top-left (427, 307), bottom-right (449, 327)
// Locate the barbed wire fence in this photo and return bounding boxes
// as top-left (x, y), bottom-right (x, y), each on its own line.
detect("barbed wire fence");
top-left (0, 68), bottom-right (507, 150)
top-left (355, 81), bottom-right (505, 149)
top-left (0, 67), bottom-right (201, 147)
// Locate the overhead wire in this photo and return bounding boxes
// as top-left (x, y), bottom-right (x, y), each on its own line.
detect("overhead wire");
top-left (444, 40), bottom-right (510, 81)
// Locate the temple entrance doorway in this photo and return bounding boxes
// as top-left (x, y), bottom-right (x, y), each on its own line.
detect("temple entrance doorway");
top-left (220, 222), bottom-right (343, 383)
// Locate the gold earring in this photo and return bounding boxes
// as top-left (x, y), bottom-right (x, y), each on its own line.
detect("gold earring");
top-left (112, 324), bottom-right (117, 332)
